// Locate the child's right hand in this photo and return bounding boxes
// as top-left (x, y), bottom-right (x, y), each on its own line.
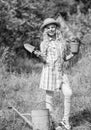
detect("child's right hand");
top-left (65, 53), bottom-right (74, 61)
top-left (34, 50), bottom-right (46, 63)
top-left (34, 50), bottom-right (41, 57)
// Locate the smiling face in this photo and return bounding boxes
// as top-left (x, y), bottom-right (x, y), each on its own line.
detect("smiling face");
top-left (45, 24), bottom-right (57, 37)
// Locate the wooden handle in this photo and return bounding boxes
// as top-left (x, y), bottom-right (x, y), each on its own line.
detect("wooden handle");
top-left (8, 103), bottom-right (33, 129)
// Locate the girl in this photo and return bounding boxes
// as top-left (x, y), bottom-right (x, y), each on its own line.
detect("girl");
top-left (38, 18), bottom-right (74, 130)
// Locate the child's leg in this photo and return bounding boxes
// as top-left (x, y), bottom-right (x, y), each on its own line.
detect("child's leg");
top-left (61, 74), bottom-right (72, 128)
top-left (46, 90), bottom-right (54, 113)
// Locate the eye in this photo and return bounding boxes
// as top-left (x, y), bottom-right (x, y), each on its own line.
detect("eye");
top-left (51, 25), bottom-right (56, 29)
top-left (52, 26), bottom-right (55, 29)
top-left (47, 27), bottom-right (50, 29)
top-left (46, 24), bottom-right (56, 30)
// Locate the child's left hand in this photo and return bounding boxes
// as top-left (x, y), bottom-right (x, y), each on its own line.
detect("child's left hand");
top-left (66, 53), bottom-right (74, 60)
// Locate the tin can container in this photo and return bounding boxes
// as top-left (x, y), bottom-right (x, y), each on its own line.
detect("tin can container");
top-left (70, 42), bottom-right (79, 53)
top-left (31, 109), bottom-right (50, 130)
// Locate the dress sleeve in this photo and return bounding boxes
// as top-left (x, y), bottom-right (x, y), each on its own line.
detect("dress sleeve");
top-left (40, 41), bottom-right (48, 63)
top-left (40, 41), bottom-right (47, 55)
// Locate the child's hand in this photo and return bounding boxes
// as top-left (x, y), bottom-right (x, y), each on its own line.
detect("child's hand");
top-left (66, 53), bottom-right (74, 60)
top-left (34, 51), bottom-right (46, 63)
top-left (34, 50), bottom-right (41, 57)
top-left (35, 51), bottom-right (46, 58)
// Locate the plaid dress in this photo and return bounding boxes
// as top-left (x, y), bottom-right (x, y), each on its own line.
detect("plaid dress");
top-left (39, 38), bottom-right (66, 91)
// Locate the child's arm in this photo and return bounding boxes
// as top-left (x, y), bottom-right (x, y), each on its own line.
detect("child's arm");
top-left (34, 50), bottom-right (46, 63)
top-left (39, 41), bottom-right (48, 63)
top-left (63, 41), bottom-right (75, 61)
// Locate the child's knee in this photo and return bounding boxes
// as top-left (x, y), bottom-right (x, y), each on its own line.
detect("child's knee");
top-left (62, 74), bottom-right (72, 97)
top-left (62, 84), bottom-right (72, 97)
top-left (66, 87), bottom-right (72, 97)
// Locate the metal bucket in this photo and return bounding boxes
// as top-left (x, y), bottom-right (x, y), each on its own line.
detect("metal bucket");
top-left (70, 42), bottom-right (79, 53)
top-left (31, 109), bottom-right (50, 130)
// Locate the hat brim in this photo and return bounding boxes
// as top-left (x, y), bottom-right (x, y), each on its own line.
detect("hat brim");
top-left (40, 21), bottom-right (60, 31)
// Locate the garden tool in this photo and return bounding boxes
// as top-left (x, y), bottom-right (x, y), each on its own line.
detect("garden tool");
top-left (24, 43), bottom-right (36, 53)
top-left (24, 43), bottom-right (41, 56)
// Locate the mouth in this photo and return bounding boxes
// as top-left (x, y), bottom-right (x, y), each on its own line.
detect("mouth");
top-left (48, 31), bottom-right (55, 35)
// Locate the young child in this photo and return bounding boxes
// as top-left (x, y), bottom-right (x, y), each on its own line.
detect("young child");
top-left (37, 18), bottom-right (74, 130)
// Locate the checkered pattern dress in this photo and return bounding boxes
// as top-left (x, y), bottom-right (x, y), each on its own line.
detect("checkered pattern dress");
top-left (39, 38), bottom-right (66, 91)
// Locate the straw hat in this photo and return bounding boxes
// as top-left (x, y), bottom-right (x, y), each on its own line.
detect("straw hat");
top-left (40, 18), bottom-right (60, 31)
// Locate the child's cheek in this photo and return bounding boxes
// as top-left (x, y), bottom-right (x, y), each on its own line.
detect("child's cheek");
top-left (44, 28), bottom-right (49, 32)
